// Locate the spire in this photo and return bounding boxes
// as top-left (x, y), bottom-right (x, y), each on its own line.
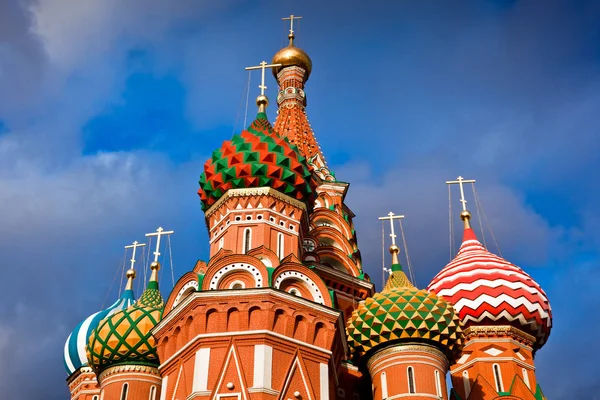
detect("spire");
top-left (378, 211), bottom-right (414, 290)
top-left (271, 16), bottom-right (334, 182)
top-left (124, 240), bottom-right (145, 291)
top-left (446, 176), bottom-right (477, 240)
top-left (144, 226), bottom-right (174, 290)
top-left (245, 61), bottom-right (282, 115)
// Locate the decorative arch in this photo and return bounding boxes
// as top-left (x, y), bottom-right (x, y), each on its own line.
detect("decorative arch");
top-left (316, 246), bottom-right (360, 277)
top-left (311, 225), bottom-right (354, 255)
top-left (272, 262), bottom-right (333, 307)
top-left (203, 254), bottom-right (269, 291)
top-left (247, 245), bottom-right (280, 270)
top-left (164, 271), bottom-right (200, 312)
top-left (310, 209), bottom-right (352, 238)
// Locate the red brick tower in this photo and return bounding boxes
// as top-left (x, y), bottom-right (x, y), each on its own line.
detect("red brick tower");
top-left (428, 178), bottom-right (552, 400)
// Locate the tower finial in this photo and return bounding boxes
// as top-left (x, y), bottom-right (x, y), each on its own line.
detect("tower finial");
top-left (282, 14), bottom-right (303, 45)
top-left (124, 240), bottom-right (146, 290)
top-left (378, 211), bottom-right (405, 266)
top-left (145, 226), bottom-right (174, 283)
top-left (446, 176), bottom-right (476, 229)
top-left (245, 61), bottom-right (282, 114)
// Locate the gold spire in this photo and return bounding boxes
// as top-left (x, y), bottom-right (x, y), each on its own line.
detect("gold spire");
top-left (460, 210), bottom-right (472, 229)
top-left (125, 268), bottom-right (136, 290)
top-left (149, 261), bottom-right (160, 283)
top-left (389, 244), bottom-right (400, 265)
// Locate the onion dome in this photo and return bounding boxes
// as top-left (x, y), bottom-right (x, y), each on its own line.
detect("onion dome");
top-left (347, 246), bottom-right (463, 361)
top-left (427, 212), bottom-right (552, 349)
top-left (63, 270), bottom-right (135, 375)
top-left (87, 262), bottom-right (165, 372)
top-left (272, 32), bottom-right (312, 81)
top-left (198, 113), bottom-right (315, 211)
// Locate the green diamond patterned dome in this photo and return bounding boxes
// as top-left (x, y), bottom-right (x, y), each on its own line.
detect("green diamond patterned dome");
top-left (198, 113), bottom-right (315, 211)
top-left (87, 279), bottom-right (164, 372)
top-left (347, 265), bottom-right (463, 361)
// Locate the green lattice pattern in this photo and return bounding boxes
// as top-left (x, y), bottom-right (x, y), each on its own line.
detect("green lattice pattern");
top-left (347, 277), bottom-right (463, 361)
top-left (87, 285), bottom-right (164, 371)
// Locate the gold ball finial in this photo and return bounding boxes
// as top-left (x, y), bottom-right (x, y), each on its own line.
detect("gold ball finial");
top-left (256, 94), bottom-right (269, 110)
top-left (150, 261), bottom-right (161, 271)
top-left (389, 244), bottom-right (400, 255)
top-left (126, 269), bottom-right (136, 279)
top-left (460, 210), bottom-right (471, 221)
top-left (271, 43), bottom-right (313, 81)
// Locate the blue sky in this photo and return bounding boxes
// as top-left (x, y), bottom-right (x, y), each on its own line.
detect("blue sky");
top-left (1, 0), bottom-right (599, 398)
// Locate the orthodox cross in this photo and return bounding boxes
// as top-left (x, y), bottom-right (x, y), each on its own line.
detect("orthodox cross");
top-left (282, 14), bottom-right (303, 36)
top-left (446, 176), bottom-right (476, 211)
top-left (124, 240), bottom-right (146, 270)
top-left (378, 211), bottom-right (405, 246)
top-left (145, 227), bottom-right (174, 263)
top-left (245, 61), bottom-right (282, 96)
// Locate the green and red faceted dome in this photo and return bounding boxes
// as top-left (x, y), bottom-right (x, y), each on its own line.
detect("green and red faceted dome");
top-left (198, 113), bottom-right (315, 211)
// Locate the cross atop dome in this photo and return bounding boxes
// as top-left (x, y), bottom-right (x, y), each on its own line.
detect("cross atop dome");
top-left (124, 240), bottom-right (145, 290)
top-left (245, 61), bottom-right (282, 113)
top-left (446, 175), bottom-right (476, 228)
top-left (378, 211), bottom-right (405, 267)
top-left (282, 14), bottom-right (302, 44)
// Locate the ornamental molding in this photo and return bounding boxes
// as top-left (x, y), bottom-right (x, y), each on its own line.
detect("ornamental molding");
top-left (209, 263), bottom-right (264, 290)
top-left (98, 364), bottom-right (160, 381)
top-left (273, 270), bottom-right (324, 305)
top-left (205, 188), bottom-right (306, 218)
top-left (367, 343), bottom-right (447, 371)
top-left (463, 325), bottom-right (535, 344)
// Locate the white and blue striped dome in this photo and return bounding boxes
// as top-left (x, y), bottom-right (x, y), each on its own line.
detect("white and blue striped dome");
top-left (63, 288), bottom-right (135, 375)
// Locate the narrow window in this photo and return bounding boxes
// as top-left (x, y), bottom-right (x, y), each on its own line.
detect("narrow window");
top-left (407, 366), bottom-right (415, 393)
top-left (493, 364), bottom-right (504, 392)
top-left (219, 237), bottom-right (224, 250)
top-left (381, 371), bottom-right (388, 399)
top-left (277, 233), bottom-right (284, 259)
top-left (522, 368), bottom-right (530, 389)
top-left (463, 371), bottom-right (470, 398)
top-left (435, 370), bottom-right (443, 397)
top-left (121, 383), bottom-right (128, 400)
top-left (243, 228), bottom-right (252, 253)
top-left (149, 386), bottom-right (157, 400)
top-left (92, 396), bottom-right (99, 400)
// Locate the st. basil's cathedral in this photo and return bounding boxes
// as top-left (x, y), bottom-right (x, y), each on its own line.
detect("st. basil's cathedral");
top-left (63, 17), bottom-right (552, 400)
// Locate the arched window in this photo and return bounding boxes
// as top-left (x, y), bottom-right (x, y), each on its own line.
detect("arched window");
top-left (522, 368), bottom-right (530, 389)
top-left (463, 371), bottom-right (470, 398)
top-left (149, 386), bottom-right (157, 400)
top-left (407, 366), bottom-right (415, 394)
top-left (381, 371), bottom-right (388, 399)
top-left (92, 396), bottom-right (99, 400)
top-left (219, 237), bottom-right (224, 250)
top-left (435, 370), bottom-right (443, 397)
top-left (277, 232), bottom-right (284, 259)
top-left (493, 364), bottom-right (504, 392)
top-left (121, 383), bottom-right (128, 400)
top-left (243, 228), bottom-right (252, 254)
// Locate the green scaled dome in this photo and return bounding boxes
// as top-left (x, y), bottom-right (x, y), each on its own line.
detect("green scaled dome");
top-left (87, 276), bottom-right (164, 372)
top-left (347, 264), bottom-right (463, 361)
top-left (198, 113), bottom-right (315, 211)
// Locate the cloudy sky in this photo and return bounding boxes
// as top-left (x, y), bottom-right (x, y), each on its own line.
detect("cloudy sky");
top-left (1, 0), bottom-right (598, 398)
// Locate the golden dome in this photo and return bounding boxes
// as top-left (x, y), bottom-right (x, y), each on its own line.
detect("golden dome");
top-left (272, 34), bottom-right (312, 81)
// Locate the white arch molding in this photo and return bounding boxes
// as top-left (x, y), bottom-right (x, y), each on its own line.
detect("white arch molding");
top-left (274, 271), bottom-right (324, 305)
top-left (209, 263), bottom-right (263, 290)
top-left (172, 280), bottom-right (199, 309)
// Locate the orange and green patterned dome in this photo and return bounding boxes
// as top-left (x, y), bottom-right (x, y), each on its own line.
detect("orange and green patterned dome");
top-left (347, 261), bottom-right (463, 361)
top-left (87, 265), bottom-right (164, 372)
top-left (198, 113), bottom-right (315, 211)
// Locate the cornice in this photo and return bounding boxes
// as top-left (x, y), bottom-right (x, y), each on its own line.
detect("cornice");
top-left (98, 364), bottom-right (160, 382)
top-left (464, 325), bottom-right (535, 345)
top-left (205, 187), bottom-right (307, 218)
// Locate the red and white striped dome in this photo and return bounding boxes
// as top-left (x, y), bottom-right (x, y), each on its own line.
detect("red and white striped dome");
top-left (428, 228), bottom-right (552, 349)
